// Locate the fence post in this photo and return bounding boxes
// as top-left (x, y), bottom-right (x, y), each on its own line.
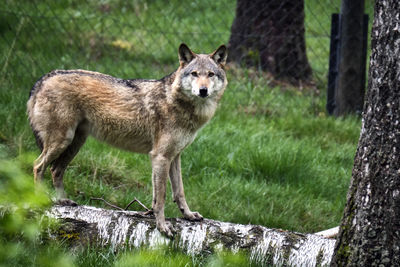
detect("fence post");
top-left (332, 0), bottom-right (366, 116)
top-left (327, 14), bottom-right (340, 115)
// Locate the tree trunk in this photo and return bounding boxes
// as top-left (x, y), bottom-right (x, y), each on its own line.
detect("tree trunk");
top-left (49, 205), bottom-right (335, 266)
top-left (333, 0), bottom-right (366, 116)
top-left (331, 1), bottom-right (400, 265)
top-left (228, 0), bottom-right (312, 86)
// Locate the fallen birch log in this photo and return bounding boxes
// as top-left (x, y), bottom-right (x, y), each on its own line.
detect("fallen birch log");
top-left (49, 205), bottom-right (336, 266)
top-left (314, 226), bottom-right (340, 239)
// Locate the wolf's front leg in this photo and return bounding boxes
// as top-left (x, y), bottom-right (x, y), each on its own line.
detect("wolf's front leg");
top-left (169, 154), bottom-right (203, 221)
top-left (151, 153), bottom-right (174, 237)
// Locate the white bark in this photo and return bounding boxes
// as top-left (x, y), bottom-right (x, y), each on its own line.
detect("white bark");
top-left (49, 205), bottom-right (336, 266)
top-left (314, 227), bottom-right (339, 239)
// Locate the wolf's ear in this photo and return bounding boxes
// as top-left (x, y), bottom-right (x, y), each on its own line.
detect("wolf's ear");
top-left (211, 45), bottom-right (228, 66)
top-left (178, 43), bottom-right (196, 65)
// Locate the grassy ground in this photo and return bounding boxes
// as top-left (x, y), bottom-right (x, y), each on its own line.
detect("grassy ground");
top-left (0, 0), bottom-right (371, 266)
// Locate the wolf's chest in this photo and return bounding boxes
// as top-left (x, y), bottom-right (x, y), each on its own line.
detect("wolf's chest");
top-left (172, 129), bottom-right (198, 152)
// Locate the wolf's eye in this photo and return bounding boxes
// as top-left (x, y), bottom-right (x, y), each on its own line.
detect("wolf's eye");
top-left (191, 71), bottom-right (198, 77)
top-left (208, 72), bottom-right (215, 77)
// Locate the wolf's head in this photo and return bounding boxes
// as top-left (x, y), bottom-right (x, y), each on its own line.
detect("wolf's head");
top-left (174, 44), bottom-right (228, 101)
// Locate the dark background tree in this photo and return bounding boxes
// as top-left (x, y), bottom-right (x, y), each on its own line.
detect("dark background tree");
top-left (332, 1), bottom-right (400, 265)
top-left (228, 0), bottom-right (312, 86)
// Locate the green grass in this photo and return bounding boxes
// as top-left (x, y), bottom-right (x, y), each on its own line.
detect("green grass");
top-left (0, 0), bottom-right (370, 266)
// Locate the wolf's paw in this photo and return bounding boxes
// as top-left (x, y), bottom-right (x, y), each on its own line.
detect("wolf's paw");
top-left (54, 198), bottom-right (78, 207)
top-left (156, 221), bottom-right (175, 238)
top-left (184, 211), bottom-right (203, 221)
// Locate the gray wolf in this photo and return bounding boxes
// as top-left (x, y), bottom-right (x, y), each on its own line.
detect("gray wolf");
top-left (27, 44), bottom-right (228, 236)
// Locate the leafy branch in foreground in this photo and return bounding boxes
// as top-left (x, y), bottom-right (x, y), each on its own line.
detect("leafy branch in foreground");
top-left (0, 155), bottom-right (74, 267)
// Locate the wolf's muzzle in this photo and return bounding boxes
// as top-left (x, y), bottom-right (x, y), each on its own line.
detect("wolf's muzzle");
top-left (199, 86), bottom-right (208, 98)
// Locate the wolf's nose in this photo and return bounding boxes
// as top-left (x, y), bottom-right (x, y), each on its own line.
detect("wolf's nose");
top-left (199, 87), bottom-right (208, 98)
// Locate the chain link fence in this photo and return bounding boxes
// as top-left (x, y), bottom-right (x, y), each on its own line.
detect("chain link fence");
top-left (0, 0), bottom-right (373, 89)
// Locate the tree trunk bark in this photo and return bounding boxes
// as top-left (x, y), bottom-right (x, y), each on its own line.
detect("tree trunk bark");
top-left (228, 0), bottom-right (312, 86)
top-left (331, 1), bottom-right (400, 265)
top-left (49, 205), bottom-right (335, 266)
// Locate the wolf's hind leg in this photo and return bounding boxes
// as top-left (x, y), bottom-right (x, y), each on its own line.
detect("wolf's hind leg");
top-left (33, 150), bottom-right (48, 184)
top-left (33, 130), bottom-right (74, 187)
top-left (169, 154), bottom-right (203, 221)
top-left (50, 122), bottom-right (88, 205)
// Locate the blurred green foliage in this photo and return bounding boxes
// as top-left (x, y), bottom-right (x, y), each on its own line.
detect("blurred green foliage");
top-left (0, 150), bottom-right (74, 267)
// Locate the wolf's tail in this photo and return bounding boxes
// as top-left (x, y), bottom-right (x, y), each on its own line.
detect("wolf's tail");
top-left (27, 72), bottom-right (54, 152)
